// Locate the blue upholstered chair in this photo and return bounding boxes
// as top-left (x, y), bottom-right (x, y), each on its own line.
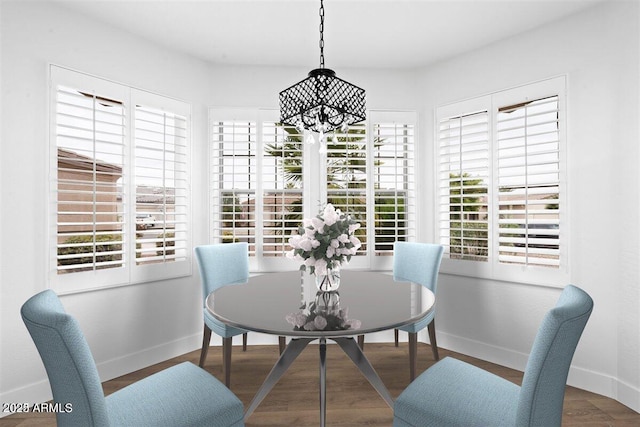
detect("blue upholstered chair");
top-left (393, 284), bottom-right (593, 427)
top-left (195, 243), bottom-right (250, 388)
top-left (359, 242), bottom-right (444, 381)
top-left (21, 289), bottom-right (244, 427)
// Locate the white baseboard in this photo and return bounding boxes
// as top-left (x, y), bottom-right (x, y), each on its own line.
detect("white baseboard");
top-left (0, 380), bottom-right (53, 417)
top-left (94, 333), bottom-right (203, 382)
top-left (437, 331), bottom-right (640, 414)
top-left (615, 377), bottom-right (640, 414)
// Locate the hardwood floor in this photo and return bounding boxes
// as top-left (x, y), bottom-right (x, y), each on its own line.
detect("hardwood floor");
top-left (2, 343), bottom-right (639, 426)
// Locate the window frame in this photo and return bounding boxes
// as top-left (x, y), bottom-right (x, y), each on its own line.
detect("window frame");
top-left (436, 76), bottom-right (569, 287)
top-left (49, 65), bottom-right (192, 294)
top-left (208, 108), bottom-right (417, 272)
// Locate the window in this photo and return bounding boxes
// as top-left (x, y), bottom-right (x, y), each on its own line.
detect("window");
top-left (438, 108), bottom-right (490, 262)
top-left (372, 119), bottom-right (417, 256)
top-left (50, 66), bottom-right (191, 292)
top-left (210, 117), bottom-right (259, 254)
top-left (325, 123), bottom-right (369, 258)
top-left (437, 77), bottom-right (567, 285)
top-left (209, 109), bottom-right (416, 271)
top-left (133, 98), bottom-right (189, 268)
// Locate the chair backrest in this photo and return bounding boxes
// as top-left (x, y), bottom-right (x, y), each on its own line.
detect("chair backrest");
top-left (393, 242), bottom-right (444, 292)
top-left (516, 285), bottom-right (593, 427)
top-left (21, 290), bottom-right (110, 427)
top-left (194, 243), bottom-right (249, 307)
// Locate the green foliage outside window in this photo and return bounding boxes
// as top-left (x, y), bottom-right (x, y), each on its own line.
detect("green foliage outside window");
top-left (156, 232), bottom-right (175, 256)
top-left (58, 234), bottom-right (122, 269)
top-left (449, 173), bottom-right (489, 260)
top-left (261, 124), bottom-right (402, 253)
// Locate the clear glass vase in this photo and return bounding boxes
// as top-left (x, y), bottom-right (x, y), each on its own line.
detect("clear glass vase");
top-left (315, 265), bottom-right (341, 292)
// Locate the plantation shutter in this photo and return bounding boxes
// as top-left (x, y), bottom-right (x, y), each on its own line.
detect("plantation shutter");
top-left (325, 123), bottom-right (368, 257)
top-left (437, 106), bottom-right (490, 262)
top-left (496, 95), bottom-right (560, 268)
top-left (54, 83), bottom-right (126, 276)
top-left (261, 121), bottom-right (304, 257)
top-left (209, 109), bottom-right (418, 271)
top-left (51, 66), bottom-right (193, 292)
top-left (133, 93), bottom-right (190, 267)
top-left (210, 117), bottom-right (258, 254)
top-left (371, 114), bottom-right (416, 256)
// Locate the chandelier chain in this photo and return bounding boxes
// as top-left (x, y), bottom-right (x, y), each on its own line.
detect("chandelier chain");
top-left (319, 0), bottom-right (325, 68)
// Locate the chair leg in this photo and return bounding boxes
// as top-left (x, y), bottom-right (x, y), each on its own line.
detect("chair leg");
top-left (357, 334), bottom-right (364, 350)
top-left (408, 332), bottom-right (418, 382)
top-left (427, 320), bottom-right (439, 361)
top-left (394, 329), bottom-right (399, 347)
top-left (223, 336), bottom-right (232, 388)
top-left (243, 332), bottom-right (248, 351)
top-left (278, 336), bottom-right (286, 354)
top-left (199, 324), bottom-right (212, 368)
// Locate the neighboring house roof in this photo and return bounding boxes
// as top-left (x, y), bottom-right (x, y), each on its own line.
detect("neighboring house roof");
top-left (136, 186), bottom-right (175, 204)
top-left (58, 148), bottom-right (123, 175)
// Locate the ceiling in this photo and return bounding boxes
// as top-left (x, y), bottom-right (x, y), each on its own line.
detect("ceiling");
top-left (52, 0), bottom-right (605, 70)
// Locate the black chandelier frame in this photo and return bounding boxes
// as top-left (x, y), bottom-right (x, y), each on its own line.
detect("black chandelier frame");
top-left (279, 0), bottom-right (366, 134)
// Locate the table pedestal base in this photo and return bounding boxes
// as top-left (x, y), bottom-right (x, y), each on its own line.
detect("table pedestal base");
top-left (244, 336), bottom-right (394, 426)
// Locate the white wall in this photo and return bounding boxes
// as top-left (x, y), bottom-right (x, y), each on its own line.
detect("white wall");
top-left (0, 0), bottom-right (212, 406)
top-left (418, 1), bottom-right (639, 411)
top-left (0, 0), bottom-right (421, 410)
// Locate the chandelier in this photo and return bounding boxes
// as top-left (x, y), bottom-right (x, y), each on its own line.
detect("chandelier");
top-left (279, 0), bottom-right (366, 140)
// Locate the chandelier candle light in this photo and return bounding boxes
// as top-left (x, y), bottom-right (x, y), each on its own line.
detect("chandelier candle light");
top-left (287, 204), bottom-right (362, 292)
top-left (279, 0), bottom-right (366, 144)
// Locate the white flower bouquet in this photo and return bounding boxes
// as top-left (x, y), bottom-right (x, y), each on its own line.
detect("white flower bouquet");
top-left (287, 203), bottom-right (362, 276)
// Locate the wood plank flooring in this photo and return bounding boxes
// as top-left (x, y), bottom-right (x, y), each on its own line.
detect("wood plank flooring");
top-left (2, 343), bottom-right (639, 426)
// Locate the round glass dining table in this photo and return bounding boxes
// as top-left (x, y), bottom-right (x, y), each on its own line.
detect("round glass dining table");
top-left (206, 269), bottom-right (435, 426)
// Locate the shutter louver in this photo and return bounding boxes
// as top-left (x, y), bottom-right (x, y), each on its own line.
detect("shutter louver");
top-left (262, 122), bottom-right (303, 257)
top-left (55, 85), bottom-right (126, 273)
top-left (210, 121), bottom-right (257, 254)
top-left (134, 105), bottom-right (189, 265)
top-left (497, 96), bottom-right (560, 268)
top-left (210, 110), bottom-right (418, 271)
top-left (326, 123), bottom-right (368, 257)
top-left (372, 121), bottom-right (416, 255)
top-left (438, 110), bottom-right (490, 262)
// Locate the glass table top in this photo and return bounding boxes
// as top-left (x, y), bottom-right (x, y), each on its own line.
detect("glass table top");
top-left (206, 270), bottom-right (434, 338)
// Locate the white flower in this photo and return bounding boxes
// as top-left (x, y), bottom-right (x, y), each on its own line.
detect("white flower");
top-left (285, 312), bottom-right (308, 328)
top-left (323, 204), bottom-right (339, 226)
top-left (347, 319), bottom-right (362, 329)
top-left (350, 235), bottom-right (362, 249)
top-left (338, 234), bottom-right (349, 243)
top-left (304, 227), bottom-right (316, 239)
top-left (303, 321), bottom-right (317, 331)
top-left (330, 239), bottom-right (339, 248)
top-left (314, 315), bottom-right (328, 330)
top-left (311, 217), bottom-right (325, 233)
top-left (299, 237), bottom-right (314, 252)
top-left (326, 246), bottom-right (335, 259)
top-left (304, 257), bottom-right (316, 267)
top-left (349, 223), bottom-right (361, 233)
top-left (289, 235), bottom-right (302, 248)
